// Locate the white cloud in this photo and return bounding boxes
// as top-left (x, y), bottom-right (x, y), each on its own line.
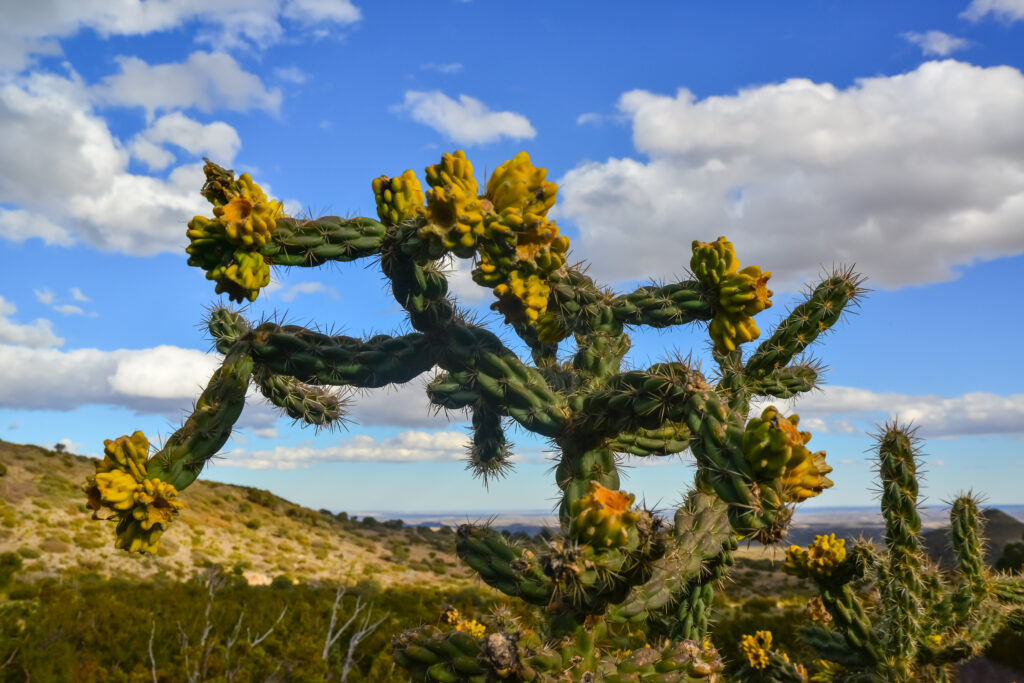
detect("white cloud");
top-left (282, 0), bottom-right (361, 24)
top-left (69, 287), bottom-right (90, 302)
top-left (556, 61), bottom-right (1024, 290)
top-left (273, 66), bottom-right (309, 84)
top-left (901, 30), bottom-right (968, 56)
top-left (398, 91), bottom-right (537, 145)
top-left (962, 0), bottom-right (1024, 22)
top-left (0, 1), bottom-right (362, 74)
top-left (94, 52), bottom-right (282, 119)
top-left (420, 62), bottom-right (463, 74)
top-left (132, 112), bottom-right (241, 170)
top-left (756, 386), bottom-right (1024, 439)
top-left (33, 289), bottom-right (54, 306)
top-left (221, 430), bottom-right (470, 469)
top-left (53, 304), bottom-right (86, 315)
top-left (33, 287), bottom-right (96, 317)
top-left (0, 70), bottom-right (210, 254)
top-left (0, 208), bottom-right (73, 246)
top-left (268, 281), bottom-right (337, 302)
top-left (576, 112), bottom-right (603, 126)
top-left (0, 296), bottom-right (63, 348)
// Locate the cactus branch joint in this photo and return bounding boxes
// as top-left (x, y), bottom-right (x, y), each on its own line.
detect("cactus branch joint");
top-left (79, 150), bottom-right (1019, 681)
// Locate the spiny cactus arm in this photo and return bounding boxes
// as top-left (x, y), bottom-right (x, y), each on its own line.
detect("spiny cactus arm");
top-left (743, 360), bottom-right (824, 400)
top-left (799, 624), bottom-right (869, 670)
top-left (744, 268), bottom-right (865, 378)
top-left (992, 574), bottom-right (1024, 606)
top-left (947, 496), bottom-right (989, 627)
top-left (259, 215), bottom-right (388, 267)
top-left (875, 424), bottom-right (927, 666)
top-left (465, 401), bottom-right (513, 484)
top-left (608, 492), bottom-right (732, 631)
top-left (146, 342), bottom-right (253, 491)
top-left (247, 323), bottom-right (434, 389)
top-left (426, 370), bottom-right (478, 410)
top-left (606, 422), bottom-right (691, 457)
top-left (455, 524), bottom-right (554, 606)
top-left (610, 281), bottom-right (714, 329)
top-left (578, 362), bottom-right (710, 439)
top-left (252, 366), bottom-right (348, 429)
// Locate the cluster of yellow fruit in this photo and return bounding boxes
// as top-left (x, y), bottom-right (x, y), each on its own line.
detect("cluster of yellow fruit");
top-left (742, 407), bottom-right (834, 503)
top-left (187, 161), bottom-right (283, 302)
top-left (568, 481), bottom-right (642, 549)
top-left (441, 606), bottom-right (486, 638)
top-left (784, 533), bottom-right (847, 579)
top-left (373, 151), bottom-right (571, 324)
top-left (690, 237), bottom-right (772, 355)
top-left (82, 431), bottom-right (183, 554)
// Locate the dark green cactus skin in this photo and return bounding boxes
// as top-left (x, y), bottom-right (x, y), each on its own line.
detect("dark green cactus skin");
top-left (787, 423), bottom-right (1024, 682)
top-left (132, 160), bottom-right (874, 682)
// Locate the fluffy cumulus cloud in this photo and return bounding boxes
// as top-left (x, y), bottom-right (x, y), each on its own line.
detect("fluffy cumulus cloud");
top-left (755, 386), bottom-right (1024, 439)
top-left (221, 431), bottom-right (471, 469)
top-left (0, 296), bottom-right (63, 348)
top-left (961, 0), bottom-right (1024, 22)
top-left (131, 112), bottom-right (242, 171)
top-left (398, 91), bottom-right (537, 145)
top-left (0, 0), bottom-right (361, 74)
top-left (94, 52), bottom-right (282, 118)
top-left (0, 70), bottom-right (214, 254)
top-left (555, 60), bottom-right (1024, 291)
top-left (901, 30), bottom-right (968, 56)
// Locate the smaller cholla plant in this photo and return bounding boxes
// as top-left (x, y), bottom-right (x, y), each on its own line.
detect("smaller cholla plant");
top-left (82, 149), bottom-right (868, 681)
top-left (753, 423), bottom-right (1024, 682)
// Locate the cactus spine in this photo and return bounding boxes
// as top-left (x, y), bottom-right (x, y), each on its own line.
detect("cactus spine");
top-left (83, 151), bottom-right (867, 681)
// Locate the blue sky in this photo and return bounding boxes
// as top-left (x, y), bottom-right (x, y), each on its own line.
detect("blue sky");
top-left (1, 0), bottom-right (1023, 515)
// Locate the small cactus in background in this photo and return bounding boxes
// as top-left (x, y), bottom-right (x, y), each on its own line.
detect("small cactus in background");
top-left (764, 423), bottom-right (1024, 682)
top-left (84, 150), bottom-right (868, 680)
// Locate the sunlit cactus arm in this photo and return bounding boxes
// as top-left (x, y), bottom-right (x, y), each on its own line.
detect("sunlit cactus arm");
top-left (247, 323), bottom-right (434, 388)
top-left (259, 215), bottom-right (388, 267)
top-left (607, 422), bottom-right (691, 457)
top-left (743, 360), bottom-right (823, 399)
top-left (744, 268), bottom-right (865, 378)
top-left (611, 281), bottom-right (715, 329)
top-left (609, 492), bottom-right (732, 629)
top-left (252, 366), bottom-right (348, 429)
top-left (465, 401), bottom-right (513, 484)
top-left (426, 370), bottom-right (478, 410)
top-left (876, 424), bottom-right (927, 672)
top-left (455, 525), bottom-right (554, 606)
top-left (948, 496), bottom-right (989, 627)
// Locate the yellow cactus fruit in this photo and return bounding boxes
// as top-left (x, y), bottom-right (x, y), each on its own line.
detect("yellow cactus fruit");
top-left (90, 470), bottom-right (141, 511)
top-left (485, 151), bottom-right (557, 217)
top-left (740, 631), bottom-right (773, 670)
top-left (209, 250), bottom-right (271, 303)
top-left (811, 660), bottom-right (845, 683)
top-left (535, 310), bottom-right (570, 344)
top-left (98, 430), bottom-right (151, 479)
top-left (719, 264), bottom-right (773, 317)
top-left (708, 311), bottom-right (760, 356)
top-left (691, 237), bottom-right (738, 287)
top-left (568, 481), bottom-right (642, 549)
top-left (491, 271), bottom-right (551, 324)
top-left (132, 478), bottom-right (185, 530)
top-left (455, 619), bottom-right (486, 638)
top-left (372, 169), bottom-right (425, 227)
top-left (784, 533), bottom-right (846, 579)
top-left (418, 151), bottom-right (486, 258)
top-left (115, 518), bottom-right (167, 555)
top-left (442, 606), bottom-right (461, 625)
top-left (213, 190), bottom-right (283, 249)
top-left (741, 406), bottom-right (832, 502)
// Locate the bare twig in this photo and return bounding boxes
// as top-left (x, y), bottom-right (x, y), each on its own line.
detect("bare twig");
top-left (148, 620), bottom-right (158, 683)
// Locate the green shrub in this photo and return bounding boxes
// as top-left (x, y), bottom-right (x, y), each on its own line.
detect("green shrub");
top-left (16, 547), bottom-right (40, 559)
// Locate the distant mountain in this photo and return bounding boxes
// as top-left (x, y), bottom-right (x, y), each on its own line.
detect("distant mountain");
top-left (0, 439), bottom-right (472, 587)
top-left (923, 508), bottom-right (1024, 569)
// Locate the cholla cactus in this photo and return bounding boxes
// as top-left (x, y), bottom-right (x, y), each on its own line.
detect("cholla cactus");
top-left (83, 150), bottom-right (867, 681)
top-left (777, 423), bottom-right (1024, 682)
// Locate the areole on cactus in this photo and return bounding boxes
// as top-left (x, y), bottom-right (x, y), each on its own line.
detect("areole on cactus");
top-left (82, 149), bottom-right (872, 681)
